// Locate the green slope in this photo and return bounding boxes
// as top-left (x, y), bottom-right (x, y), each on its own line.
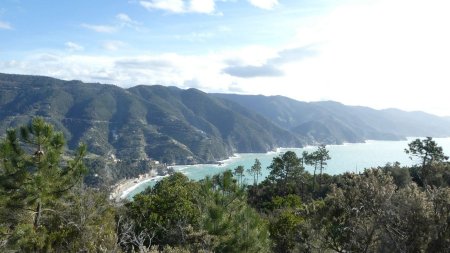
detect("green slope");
top-left (0, 73), bottom-right (303, 166)
top-left (213, 94), bottom-right (450, 144)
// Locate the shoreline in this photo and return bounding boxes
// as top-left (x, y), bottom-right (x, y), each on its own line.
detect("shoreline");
top-left (110, 170), bottom-right (166, 201)
top-left (111, 137), bottom-right (439, 200)
top-left (111, 148), bottom-right (285, 200)
top-left (109, 142), bottom-right (376, 200)
top-left (110, 152), bottom-right (263, 200)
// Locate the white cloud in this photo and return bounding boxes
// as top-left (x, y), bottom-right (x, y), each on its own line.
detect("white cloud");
top-left (81, 23), bottom-right (117, 33)
top-left (65, 42), bottom-right (84, 52)
top-left (174, 32), bottom-right (214, 42)
top-left (173, 25), bottom-right (232, 42)
top-left (0, 50), bottom-right (239, 93)
top-left (139, 0), bottom-right (216, 14)
top-left (189, 0), bottom-right (215, 13)
top-left (81, 15), bottom-right (142, 34)
top-left (80, 14), bottom-right (143, 35)
top-left (116, 13), bottom-right (133, 23)
top-left (0, 21), bottom-right (12, 30)
top-left (4, 0), bottom-right (450, 116)
top-left (103, 41), bottom-right (126, 51)
top-left (279, 0), bottom-right (450, 116)
top-left (115, 13), bottom-right (147, 32)
top-left (248, 0), bottom-right (278, 10)
top-left (140, 0), bottom-right (185, 13)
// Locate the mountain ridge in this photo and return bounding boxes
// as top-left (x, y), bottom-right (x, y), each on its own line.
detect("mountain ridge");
top-left (212, 93), bottom-right (450, 145)
top-left (0, 73), bottom-right (302, 166)
top-left (2, 73), bottom-right (450, 167)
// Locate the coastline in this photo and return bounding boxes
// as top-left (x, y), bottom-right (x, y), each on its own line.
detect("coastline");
top-left (110, 170), bottom-right (166, 201)
top-left (110, 152), bottom-right (262, 200)
top-left (111, 137), bottom-right (438, 200)
top-left (112, 148), bottom-right (292, 200)
top-left (112, 145), bottom-right (337, 200)
top-left (109, 142), bottom-right (379, 200)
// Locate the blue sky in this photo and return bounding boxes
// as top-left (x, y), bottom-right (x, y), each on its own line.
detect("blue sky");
top-left (1, 0), bottom-right (450, 116)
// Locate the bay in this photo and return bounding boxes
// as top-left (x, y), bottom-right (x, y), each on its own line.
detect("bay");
top-left (126, 137), bottom-right (450, 198)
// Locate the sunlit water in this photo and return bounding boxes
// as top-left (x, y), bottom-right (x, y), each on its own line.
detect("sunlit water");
top-left (126, 137), bottom-right (450, 198)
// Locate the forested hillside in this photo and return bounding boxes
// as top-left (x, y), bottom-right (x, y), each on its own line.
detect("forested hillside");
top-left (0, 73), bottom-right (301, 166)
top-left (213, 94), bottom-right (450, 144)
top-left (2, 73), bottom-right (450, 185)
top-left (1, 119), bottom-right (449, 252)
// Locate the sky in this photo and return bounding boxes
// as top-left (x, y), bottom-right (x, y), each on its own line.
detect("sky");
top-left (1, 0), bottom-right (450, 116)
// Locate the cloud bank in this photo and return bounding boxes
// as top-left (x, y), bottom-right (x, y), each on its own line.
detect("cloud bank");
top-left (3, 0), bottom-right (450, 116)
top-left (138, 0), bottom-right (279, 14)
top-left (139, 0), bottom-right (216, 14)
top-left (222, 46), bottom-right (317, 78)
top-left (248, 0), bottom-right (278, 10)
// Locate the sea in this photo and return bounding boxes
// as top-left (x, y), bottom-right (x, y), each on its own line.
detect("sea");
top-left (126, 137), bottom-right (450, 199)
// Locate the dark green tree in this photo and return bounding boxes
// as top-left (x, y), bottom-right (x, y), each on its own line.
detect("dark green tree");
top-left (126, 173), bottom-right (201, 249)
top-left (300, 151), bottom-right (309, 167)
top-left (316, 169), bottom-right (397, 252)
top-left (0, 118), bottom-right (87, 251)
top-left (304, 145), bottom-right (331, 193)
top-left (406, 137), bottom-right (448, 167)
top-left (303, 151), bottom-right (317, 192)
top-left (234, 165), bottom-right (245, 186)
top-left (266, 194), bottom-right (306, 252)
top-left (268, 151), bottom-right (305, 196)
top-left (269, 209), bottom-right (303, 252)
top-left (53, 187), bottom-right (118, 252)
top-left (316, 145), bottom-right (331, 179)
top-left (405, 137), bottom-right (449, 186)
top-left (125, 171), bottom-right (270, 252)
top-left (381, 162), bottom-right (412, 188)
top-left (426, 187), bottom-right (450, 251)
top-left (201, 171), bottom-right (270, 252)
top-left (247, 159), bottom-right (262, 186)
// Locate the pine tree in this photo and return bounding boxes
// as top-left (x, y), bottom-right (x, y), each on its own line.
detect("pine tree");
top-left (0, 118), bottom-right (87, 251)
top-left (405, 137), bottom-right (449, 186)
top-left (247, 158), bottom-right (262, 186)
top-left (234, 165), bottom-right (245, 186)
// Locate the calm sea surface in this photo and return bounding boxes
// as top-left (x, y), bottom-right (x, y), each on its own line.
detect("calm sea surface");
top-left (126, 137), bottom-right (450, 198)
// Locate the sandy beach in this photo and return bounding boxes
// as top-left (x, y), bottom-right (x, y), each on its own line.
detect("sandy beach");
top-left (110, 154), bottom-right (246, 200)
top-left (110, 170), bottom-right (167, 200)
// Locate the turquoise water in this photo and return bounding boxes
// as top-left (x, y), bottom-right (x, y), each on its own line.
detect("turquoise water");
top-left (126, 137), bottom-right (450, 198)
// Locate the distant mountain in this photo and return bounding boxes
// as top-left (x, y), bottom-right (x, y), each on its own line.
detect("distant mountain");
top-left (2, 73), bottom-right (450, 168)
top-left (0, 73), bottom-right (301, 165)
top-left (212, 94), bottom-right (450, 144)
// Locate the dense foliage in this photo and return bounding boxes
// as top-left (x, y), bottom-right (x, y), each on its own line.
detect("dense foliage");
top-left (0, 118), bottom-right (117, 252)
top-left (122, 171), bottom-right (270, 252)
top-left (1, 119), bottom-right (449, 252)
top-left (246, 142), bottom-right (450, 252)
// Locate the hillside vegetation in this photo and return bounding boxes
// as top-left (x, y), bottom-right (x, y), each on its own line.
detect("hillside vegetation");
top-left (1, 119), bottom-right (449, 252)
top-left (0, 73), bottom-right (300, 166)
top-left (2, 73), bottom-right (450, 184)
top-left (213, 94), bottom-right (450, 144)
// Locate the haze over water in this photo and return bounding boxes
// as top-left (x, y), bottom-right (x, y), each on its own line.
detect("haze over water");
top-left (127, 137), bottom-right (450, 198)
